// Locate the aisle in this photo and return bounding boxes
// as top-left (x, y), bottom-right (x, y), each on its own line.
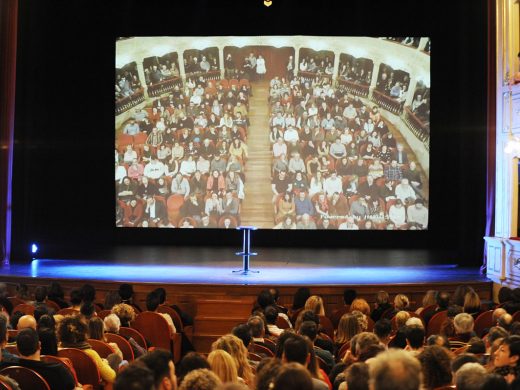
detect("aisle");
top-left (241, 81), bottom-right (274, 228)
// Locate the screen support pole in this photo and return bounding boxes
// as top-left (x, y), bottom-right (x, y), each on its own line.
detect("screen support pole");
top-left (233, 226), bottom-right (259, 275)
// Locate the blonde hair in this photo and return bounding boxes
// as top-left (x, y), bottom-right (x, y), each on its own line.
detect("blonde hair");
top-left (208, 349), bottom-right (239, 384)
top-left (421, 290), bottom-right (438, 308)
top-left (463, 291), bottom-right (481, 314)
top-left (179, 368), bottom-right (222, 390)
top-left (111, 303), bottom-right (136, 325)
top-left (375, 291), bottom-right (390, 305)
top-left (304, 296), bottom-right (325, 316)
top-left (394, 294), bottom-right (410, 310)
top-left (211, 335), bottom-right (254, 386)
top-left (349, 298), bottom-right (371, 315)
top-left (351, 311), bottom-right (368, 331)
top-left (335, 313), bottom-right (360, 344)
top-left (395, 311), bottom-right (411, 329)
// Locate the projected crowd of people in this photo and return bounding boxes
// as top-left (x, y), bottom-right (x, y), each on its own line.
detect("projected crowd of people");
top-left (115, 42), bottom-right (429, 229)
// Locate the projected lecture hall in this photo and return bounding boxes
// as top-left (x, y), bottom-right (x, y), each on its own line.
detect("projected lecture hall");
top-left (115, 36), bottom-right (430, 230)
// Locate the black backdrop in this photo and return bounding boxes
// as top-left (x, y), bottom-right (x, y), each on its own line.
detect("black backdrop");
top-left (11, 0), bottom-right (488, 265)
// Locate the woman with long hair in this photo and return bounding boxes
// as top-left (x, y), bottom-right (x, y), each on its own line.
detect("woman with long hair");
top-left (212, 334), bottom-right (254, 386)
top-left (207, 349), bottom-right (240, 384)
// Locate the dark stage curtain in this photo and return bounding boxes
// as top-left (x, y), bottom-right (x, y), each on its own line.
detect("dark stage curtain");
top-left (483, 0), bottom-right (496, 273)
top-left (0, 0), bottom-right (18, 265)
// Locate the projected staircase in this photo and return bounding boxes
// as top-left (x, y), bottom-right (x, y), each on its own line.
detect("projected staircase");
top-left (240, 81), bottom-right (274, 228)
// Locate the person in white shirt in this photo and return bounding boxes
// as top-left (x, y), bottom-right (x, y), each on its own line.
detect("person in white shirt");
top-left (179, 155), bottom-right (197, 177)
top-left (288, 153), bottom-right (306, 174)
top-left (123, 145), bottom-right (138, 164)
top-left (273, 138), bottom-right (288, 158)
top-left (143, 158), bottom-right (166, 179)
top-left (389, 199), bottom-right (407, 227)
top-left (329, 138), bottom-right (347, 160)
top-left (323, 172), bottom-right (343, 198)
top-left (343, 104), bottom-right (357, 120)
top-left (395, 178), bottom-right (416, 203)
top-left (407, 199), bottom-right (428, 229)
top-left (271, 112), bottom-right (286, 128)
top-left (196, 155), bottom-right (210, 175)
top-left (171, 173), bottom-right (190, 199)
top-left (284, 127), bottom-right (299, 143)
top-left (115, 163), bottom-right (127, 183)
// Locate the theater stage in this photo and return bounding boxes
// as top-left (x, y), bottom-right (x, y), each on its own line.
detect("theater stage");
top-left (1, 246), bottom-right (488, 286)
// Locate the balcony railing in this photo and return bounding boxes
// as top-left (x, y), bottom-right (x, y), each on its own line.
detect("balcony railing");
top-left (184, 70), bottom-right (222, 83)
top-left (115, 88), bottom-right (145, 116)
top-left (371, 89), bottom-right (403, 115)
top-left (337, 78), bottom-right (370, 98)
top-left (298, 71), bottom-right (333, 84)
top-left (147, 77), bottom-right (183, 98)
top-left (403, 106), bottom-right (430, 150)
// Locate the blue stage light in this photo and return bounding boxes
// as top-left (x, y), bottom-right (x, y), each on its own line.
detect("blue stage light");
top-left (30, 243), bottom-right (38, 254)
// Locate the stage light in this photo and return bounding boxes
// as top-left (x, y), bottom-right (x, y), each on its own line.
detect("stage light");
top-left (30, 243), bottom-right (38, 254)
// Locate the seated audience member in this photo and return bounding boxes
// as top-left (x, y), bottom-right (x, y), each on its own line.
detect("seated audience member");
top-left (248, 316), bottom-right (276, 354)
top-left (0, 315), bottom-right (18, 363)
top-left (140, 349), bottom-right (178, 390)
top-left (114, 362), bottom-right (155, 390)
top-left (118, 283), bottom-right (142, 312)
top-left (104, 313), bottom-right (146, 358)
top-left (450, 313), bottom-right (476, 350)
top-left (265, 306), bottom-right (284, 337)
top-left (373, 319), bottom-right (393, 346)
top-left (494, 335), bottom-right (520, 381)
top-left (299, 321), bottom-right (334, 373)
top-left (232, 323), bottom-right (252, 351)
top-left (178, 368), bottom-right (222, 390)
top-left (335, 313), bottom-right (361, 352)
top-left (296, 213), bottom-right (317, 229)
top-left (37, 314), bottom-right (58, 356)
top-left (388, 311), bottom-right (411, 349)
top-left (80, 301), bottom-right (96, 320)
top-left (8, 328), bottom-right (76, 390)
top-left (177, 352), bottom-right (211, 386)
top-left (17, 314), bottom-right (37, 330)
top-left (350, 298), bottom-right (371, 316)
top-left (463, 290), bottom-right (482, 319)
top-left (368, 349), bottom-right (422, 390)
top-left (88, 317), bottom-right (123, 365)
top-left (417, 345), bottom-right (453, 390)
top-left (47, 281), bottom-right (69, 309)
top-left (423, 291), bottom-right (450, 325)
top-left (274, 362), bottom-right (313, 390)
top-left (405, 325), bottom-right (425, 355)
top-left (111, 303), bottom-right (136, 327)
top-left (146, 291), bottom-right (176, 336)
top-left (342, 362), bottom-right (369, 390)
top-left (69, 289), bottom-right (82, 311)
top-left (211, 334), bottom-right (255, 387)
top-left (58, 315), bottom-right (118, 383)
top-left (255, 357), bottom-right (282, 390)
top-left (456, 362), bottom-right (488, 390)
top-left (207, 349), bottom-right (241, 384)
top-left (280, 334), bottom-right (329, 390)
top-left (370, 291), bottom-right (392, 322)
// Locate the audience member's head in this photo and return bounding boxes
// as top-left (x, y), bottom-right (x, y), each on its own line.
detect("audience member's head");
top-left (112, 303), bottom-right (136, 326)
top-left (264, 306), bottom-right (278, 325)
top-left (298, 321), bottom-right (318, 342)
top-left (231, 324), bottom-right (251, 348)
top-left (355, 332), bottom-right (380, 358)
top-left (212, 334), bottom-right (253, 385)
top-left (417, 345), bottom-right (453, 389)
top-left (247, 316), bottom-right (265, 338)
top-left (375, 291), bottom-right (389, 306)
top-left (350, 298), bottom-right (371, 315)
top-left (395, 311), bottom-right (411, 329)
top-left (304, 295), bottom-right (325, 316)
top-left (467, 337), bottom-right (486, 354)
top-left (436, 291), bottom-right (450, 309)
top-left (343, 289), bottom-right (357, 305)
top-left (178, 368), bottom-right (221, 390)
top-left (453, 285), bottom-right (474, 307)
top-left (336, 313), bottom-right (360, 344)
top-left (146, 291), bottom-right (161, 312)
top-left (17, 314), bottom-right (37, 330)
top-left (114, 362), bottom-right (155, 390)
top-left (154, 288), bottom-right (167, 305)
top-left (481, 374), bottom-right (509, 390)
top-left (455, 362), bottom-right (487, 390)
top-left (454, 313), bottom-right (474, 335)
top-left (80, 301), bottom-right (96, 319)
top-left (498, 313), bottom-right (513, 330)
top-left (394, 294), bottom-right (410, 310)
top-left (207, 349), bottom-right (239, 384)
top-left (273, 363), bottom-right (313, 390)
top-left (88, 316), bottom-right (105, 340)
top-left (498, 287), bottom-right (513, 304)
top-left (255, 358), bottom-right (282, 390)
top-left (17, 327), bottom-right (40, 357)
top-left (104, 313), bottom-right (121, 333)
top-left (463, 290), bottom-right (481, 314)
top-left (292, 287), bottom-right (311, 310)
top-left (10, 311), bottom-right (23, 330)
top-left (34, 305), bottom-right (49, 322)
top-left (140, 349), bottom-right (177, 390)
top-left (257, 289), bottom-right (275, 309)
top-left (495, 335), bottom-right (520, 369)
top-left (70, 289), bottom-right (82, 307)
top-left (177, 352), bottom-right (210, 385)
top-left (451, 353), bottom-right (480, 374)
top-left (81, 284), bottom-right (96, 303)
top-left (373, 319), bottom-right (392, 343)
top-left (119, 283), bottom-right (135, 301)
top-left (344, 362), bottom-right (369, 390)
top-left (369, 349), bottom-right (422, 390)
top-left (58, 315), bottom-right (88, 346)
top-left (34, 286), bottom-right (48, 303)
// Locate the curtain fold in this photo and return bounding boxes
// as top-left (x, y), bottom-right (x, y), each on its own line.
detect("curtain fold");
top-left (0, 0), bottom-right (18, 265)
top-left (483, 0), bottom-right (497, 273)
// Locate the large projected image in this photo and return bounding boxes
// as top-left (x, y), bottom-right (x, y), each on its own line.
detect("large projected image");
top-left (115, 36), bottom-right (430, 229)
